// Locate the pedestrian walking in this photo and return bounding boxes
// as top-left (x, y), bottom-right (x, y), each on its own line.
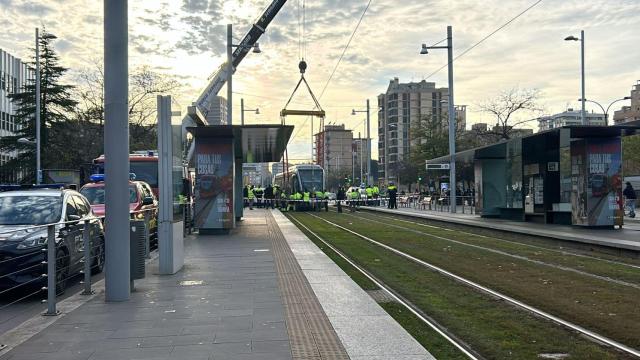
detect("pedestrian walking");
top-left (623, 182), bottom-right (637, 218)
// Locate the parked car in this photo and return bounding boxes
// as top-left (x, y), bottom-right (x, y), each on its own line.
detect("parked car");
top-left (0, 187), bottom-right (105, 294)
top-left (80, 176), bottom-right (158, 242)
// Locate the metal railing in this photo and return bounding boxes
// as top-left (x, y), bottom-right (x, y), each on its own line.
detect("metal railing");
top-left (257, 194), bottom-right (477, 215)
top-left (0, 207), bottom-right (157, 323)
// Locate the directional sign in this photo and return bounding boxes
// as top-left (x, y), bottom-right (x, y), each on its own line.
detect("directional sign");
top-left (425, 163), bottom-right (450, 170)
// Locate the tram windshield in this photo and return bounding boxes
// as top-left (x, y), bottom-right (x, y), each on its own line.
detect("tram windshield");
top-left (298, 169), bottom-right (323, 191)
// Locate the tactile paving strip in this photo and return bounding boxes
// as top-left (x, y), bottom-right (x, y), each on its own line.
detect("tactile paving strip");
top-left (266, 212), bottom-right (350, 360)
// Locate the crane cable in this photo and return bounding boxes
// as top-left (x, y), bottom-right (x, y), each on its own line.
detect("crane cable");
top-left (290, 0), bottom-right (373, 143)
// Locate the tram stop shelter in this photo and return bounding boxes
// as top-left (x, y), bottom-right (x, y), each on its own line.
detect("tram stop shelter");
top-left (187, 125), bottom-right (293, 233)
top-left (426, 125), bottom-right (640, 228)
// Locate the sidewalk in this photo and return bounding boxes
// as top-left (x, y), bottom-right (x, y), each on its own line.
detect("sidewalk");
top-left (0, 209), bottom-right (432, 360)
top-left (364, 206), bottom-right (640, 253)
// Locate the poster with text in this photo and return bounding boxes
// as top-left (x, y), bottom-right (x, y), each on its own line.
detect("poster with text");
top-left (570, 140), bottom-right (587, 225)
top-left (585, 138), bottom-right (622, 226)
top-left (194, 137), bottom-right (234, 230)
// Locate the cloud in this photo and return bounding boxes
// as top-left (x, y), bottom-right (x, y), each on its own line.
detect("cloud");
top-left (1, 0), bottom-right (639, 162)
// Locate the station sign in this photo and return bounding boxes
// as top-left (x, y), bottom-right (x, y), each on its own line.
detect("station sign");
top-left (426, 163), bottom-right (450, 170)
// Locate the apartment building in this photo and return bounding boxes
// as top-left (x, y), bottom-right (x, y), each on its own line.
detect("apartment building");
top-left (377, 78), bottom-right (465, 183)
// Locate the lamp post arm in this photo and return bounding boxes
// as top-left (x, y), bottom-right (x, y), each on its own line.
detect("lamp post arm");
top-left (584, 99), bottom-right (605, 117)
top-left (606, 98), bottom-right (631, 118)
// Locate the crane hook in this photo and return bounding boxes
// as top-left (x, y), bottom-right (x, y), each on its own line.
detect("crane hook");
top-left (299, 60), bottom-right (307, 74)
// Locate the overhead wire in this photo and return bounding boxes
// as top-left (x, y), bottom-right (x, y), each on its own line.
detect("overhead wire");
top-left (291, 0), bottom-right (373, 143)
top-left (423, 0), bottom-right (544, 81)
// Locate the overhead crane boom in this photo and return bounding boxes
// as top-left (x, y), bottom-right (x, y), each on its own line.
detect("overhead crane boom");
top-left (182, 0), bottom-right (288, 164)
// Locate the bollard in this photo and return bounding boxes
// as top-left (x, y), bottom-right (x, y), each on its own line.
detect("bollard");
top-left (81, 220), bottom-right (93, 295)
top-left (43, 224), bottom-right (58, 316)
top-left (144, 210), bottom-right (150, 259)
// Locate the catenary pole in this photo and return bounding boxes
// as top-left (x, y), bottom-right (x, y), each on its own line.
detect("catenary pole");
top-left (227, 24), bottom-right (233, 125)
top-left (366, 99), bottom-right (371, 185)
top-left (104, 0), bottom-right (130, 301)
top-left (447, 25), bottom-right (457, 213)
top-left (580, 30), bottom-right (586, 125)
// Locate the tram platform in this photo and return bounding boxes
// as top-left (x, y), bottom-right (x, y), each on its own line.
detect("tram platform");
top-left (0, 209), bottom-right (432, 360)
top-left (363, 206), bottom-right (640, 254)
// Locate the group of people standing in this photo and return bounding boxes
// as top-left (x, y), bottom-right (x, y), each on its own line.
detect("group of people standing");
top-left (244, 184), bottom-right (330, 212)
top-left (335, 183), bottom-right (388, 212)
top-left (241, 181), bottom-right (408, 214)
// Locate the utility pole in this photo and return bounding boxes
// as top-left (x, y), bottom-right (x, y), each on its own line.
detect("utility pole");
top-left (227, 24), bottom-right (233, 125)
top-left (366, 99), bottom-right (371, 185)
top-left (359, 132), bottom-right (363, 185)
top-left (446, 26), bottom-right (457, 213)
top-left (580, 30), bottom-right (585, 125)
top-left (35, 28), bottom-right (41, 185)
top-left (240, 98), bottom-right (244, 125)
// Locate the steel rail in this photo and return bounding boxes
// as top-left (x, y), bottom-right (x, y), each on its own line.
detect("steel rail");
top-left (361, 208), bottom-right (640, 270)
top-left (288, 214), bottom-right (480, 360)
top-left (305, 212), bottom-right (640, 358)
top-left (334, 210), bottom-right (640, 290)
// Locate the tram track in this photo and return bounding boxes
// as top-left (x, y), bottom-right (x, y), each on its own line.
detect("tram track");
top-left (287, 215), bottom-right (481, 360)
top-left (360, 209), bottom-right (640, 271)
top-left (300, 211), bottom-right (640, 359)
top-left (331, 209), bottom-right (640, 290)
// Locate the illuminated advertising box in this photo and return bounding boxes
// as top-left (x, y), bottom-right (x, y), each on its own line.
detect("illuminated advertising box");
top-left (571, 138), bottom-right (623, 226)
top-left (194, 136), bottom-right (235, 231)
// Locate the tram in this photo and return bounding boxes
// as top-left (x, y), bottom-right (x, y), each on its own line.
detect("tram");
top-left (273, 164), bottom-right (325, 195)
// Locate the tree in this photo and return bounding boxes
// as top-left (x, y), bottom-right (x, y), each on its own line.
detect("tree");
top-left (73, 62), bottom-right (182, 152)
top-left (0, 29), bottom-right (77, 183)
top-left (478, 87), bottom-right (543, 141)
top-left (398, 113), bottom-right (470, 188)
top-left (623, 134), bottom-right (640, 176)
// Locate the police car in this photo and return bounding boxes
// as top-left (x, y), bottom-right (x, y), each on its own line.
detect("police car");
top-left (0, 186), bottom-right (105, 294)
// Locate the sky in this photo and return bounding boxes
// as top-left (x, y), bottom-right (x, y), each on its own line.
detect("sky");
top-left (1, 0), bottom-right (639, 162)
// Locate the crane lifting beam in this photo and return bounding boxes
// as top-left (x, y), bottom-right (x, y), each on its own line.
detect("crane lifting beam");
top-left (280, 109), bottom-right (326, 117)
top-left (280, 60), bottom-right (326, 122)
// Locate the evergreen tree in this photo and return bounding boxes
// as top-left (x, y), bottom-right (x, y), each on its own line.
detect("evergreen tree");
top-left (0, 29), bottom-right (77, 183)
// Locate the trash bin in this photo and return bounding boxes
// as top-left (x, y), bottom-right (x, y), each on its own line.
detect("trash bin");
top-left (130, 220), bottom-right (146, 280)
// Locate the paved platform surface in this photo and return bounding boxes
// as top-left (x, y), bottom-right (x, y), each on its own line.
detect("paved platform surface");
top-left (272, 210), bottom-right (433, 360)
top-left (364, 206), bottom-right (640, 252)
top-left (0, 209), bottom-right (432, 360)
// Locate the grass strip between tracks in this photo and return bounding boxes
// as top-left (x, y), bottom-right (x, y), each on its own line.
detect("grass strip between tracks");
top-left (357, 210), bottom-right (640, 285)
top-left (288, 212), bottom-right (635, 359)
top-left (287, 213), bottom-right (468, 360)
top-left (318, 210), bottom-right (640, 350)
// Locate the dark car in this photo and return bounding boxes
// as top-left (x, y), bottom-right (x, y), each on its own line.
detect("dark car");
top-left (0, 188), bottom-right (105, 294)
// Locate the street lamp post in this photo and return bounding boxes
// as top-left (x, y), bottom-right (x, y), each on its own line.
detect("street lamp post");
top-left (227, 24), bottom-right (261, 125)
top-left (240, 98), bottom-right (260, 126)
top-left (578, 97), bottom-right (632, 126)
top-left (352, 100), bottom-right (371, 185)
top-left (421, 25), bottom-right (457, 213)
top-left (35, 28), bottom-right (41, 184)
top-left (565, 30), bottom-right (586, 125)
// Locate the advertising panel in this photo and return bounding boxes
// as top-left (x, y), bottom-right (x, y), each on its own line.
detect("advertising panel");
top-left (571, 140), bottom-right (587, 225)
top-left (586, 138), bottom-right (623, 226)
top-left (571, 138), bottom-right (623, 226)
top-left (194, 137), bottom-right (234, 230)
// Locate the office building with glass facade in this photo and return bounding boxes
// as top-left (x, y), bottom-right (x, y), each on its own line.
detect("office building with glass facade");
top-left (1, 48), bottom-right (33, 182)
